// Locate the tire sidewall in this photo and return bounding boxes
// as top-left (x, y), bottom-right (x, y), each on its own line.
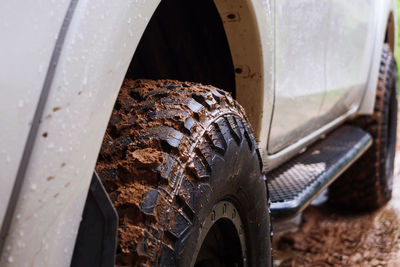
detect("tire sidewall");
top-left (175, 117), bottom-right (271, 267)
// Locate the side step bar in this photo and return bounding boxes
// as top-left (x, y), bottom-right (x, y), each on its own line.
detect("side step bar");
top-left (267, 125), bottom-right (372, 220)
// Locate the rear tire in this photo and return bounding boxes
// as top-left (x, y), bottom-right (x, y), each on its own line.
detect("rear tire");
top-left (96, 79), bottom-right (272, 266)
top-left (329, 44), bottom-right (398, 210)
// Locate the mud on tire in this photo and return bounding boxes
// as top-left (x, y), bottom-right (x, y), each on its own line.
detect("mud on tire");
top-left (329, 44), bottom-right (398, 210)
top-left (96, 79), bottom-right (271, 266)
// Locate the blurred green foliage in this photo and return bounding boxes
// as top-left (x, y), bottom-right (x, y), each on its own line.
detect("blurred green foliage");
top-left (396, 0), bottom-right (400, 78)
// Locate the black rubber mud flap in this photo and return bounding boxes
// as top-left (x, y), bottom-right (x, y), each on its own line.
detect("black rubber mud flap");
top-left (70, 172), bottom-right (118, 267)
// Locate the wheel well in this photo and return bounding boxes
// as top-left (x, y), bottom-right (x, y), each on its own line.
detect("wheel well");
top-left (125, 0), bottom-right (236, 97)
top-left (124, 0), bottom-right (264, 138)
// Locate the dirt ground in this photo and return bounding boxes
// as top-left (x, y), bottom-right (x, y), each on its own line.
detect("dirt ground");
top-left (272, 117), bottom-right (400, 266)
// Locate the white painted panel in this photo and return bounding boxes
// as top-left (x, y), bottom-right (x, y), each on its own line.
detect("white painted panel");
top-left (0, 0), bottom-right (70, 234)
top-left (320, 0), bottom-right (375, 122)
top-left (269, 0), bottom-right (330, 153)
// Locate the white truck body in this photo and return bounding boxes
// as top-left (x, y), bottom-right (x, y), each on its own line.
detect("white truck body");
top-left (0, 0), bottom-right (396, 265)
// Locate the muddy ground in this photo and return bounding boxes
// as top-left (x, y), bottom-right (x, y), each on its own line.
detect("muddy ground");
top-left (272, 117), bottom-right (400, 266)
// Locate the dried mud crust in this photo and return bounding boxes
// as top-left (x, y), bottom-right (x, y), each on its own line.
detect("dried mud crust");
top-left (95, 79), bottom-right (269, 266)
top-left (329, 44), bottom-right (398, 210)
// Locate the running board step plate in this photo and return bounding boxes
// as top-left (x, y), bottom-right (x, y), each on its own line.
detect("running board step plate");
top-left (268, 125), bottom-right (372, 220)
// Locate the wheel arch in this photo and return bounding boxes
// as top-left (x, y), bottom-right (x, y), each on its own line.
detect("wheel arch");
top-left (124, 0), bottom-right (275, 165)
top-left (359, 0), bottom-right (397, 114)
top-left (213, 0), bottom-right (266, 139)
top-left (126, 0), bottom-right (268, 141)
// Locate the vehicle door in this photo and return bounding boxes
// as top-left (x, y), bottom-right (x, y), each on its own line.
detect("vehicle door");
top-left (268, 0), bottom-right (331, 154)
top-left (319, 0), bottom-right (375, 123)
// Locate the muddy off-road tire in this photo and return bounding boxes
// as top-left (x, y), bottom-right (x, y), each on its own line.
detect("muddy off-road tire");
top-left (329, 44), bottom-right (398, 210)
top-left (96, 79), bottom-right (271, 266)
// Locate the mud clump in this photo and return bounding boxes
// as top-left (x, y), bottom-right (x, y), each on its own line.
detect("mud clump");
top-left (126, 148), bottom-right (163, 169)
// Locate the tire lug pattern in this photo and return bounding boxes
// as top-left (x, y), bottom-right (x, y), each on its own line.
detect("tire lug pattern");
top-left (166, 208), bottom-right (192, 240)
top-left (226, 116), bottom-right (242, 144)
top-left (206, 124), bottom-right (227, 155)
top-left (140, 190), bottom-right (160, 215)
top-left (155, 153), bottom-right (175, 181)
top-left (95, 79), bottom-right (268, 265)
top-left (140, 126), bottom-right (184, 149)
top-left (186, 98), bottom-right (203, 114)
top-left (186, 156), bottom-right (210, 181)
top-left (183, 117), bottom-right (196, 134)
